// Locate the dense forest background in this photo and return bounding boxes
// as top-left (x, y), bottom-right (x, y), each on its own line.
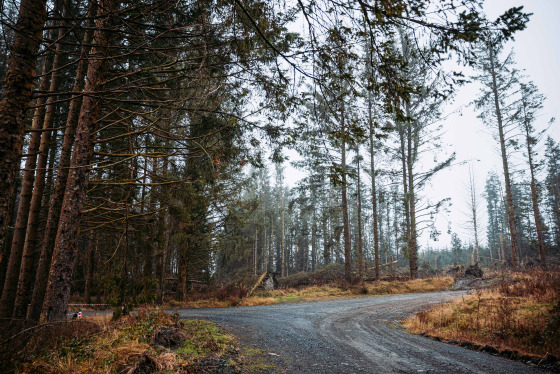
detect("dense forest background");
top-left (0, 0), bottom-right (558, 323)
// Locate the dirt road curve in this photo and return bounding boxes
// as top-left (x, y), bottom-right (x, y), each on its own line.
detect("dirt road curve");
top-left (176, 291), bottom-right (543, 374)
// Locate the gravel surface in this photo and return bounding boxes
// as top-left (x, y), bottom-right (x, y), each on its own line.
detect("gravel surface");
top-left (175, 291), bottom-right (544, 374)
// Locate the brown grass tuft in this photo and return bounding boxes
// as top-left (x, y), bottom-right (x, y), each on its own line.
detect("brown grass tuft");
top-left (155, 352), bottom-right (178, 370)
top-left (403, 268), bottom-right (560, 359)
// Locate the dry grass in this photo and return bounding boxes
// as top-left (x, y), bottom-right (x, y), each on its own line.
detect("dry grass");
top-left (16, 310), bottom-right (242, 374)
top-left (403, 269), bottom-right (560, 360)
top-left (163, 276), bottom-right (454, 309)
top-left (246, 276), bottom-right (453, 305)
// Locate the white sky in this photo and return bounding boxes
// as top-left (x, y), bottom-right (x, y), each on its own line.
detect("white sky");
top-left (282, 0), bottom-right (560, 250)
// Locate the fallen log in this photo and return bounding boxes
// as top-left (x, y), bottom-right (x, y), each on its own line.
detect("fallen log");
top-left (248, 272), bottom-right (267, 297)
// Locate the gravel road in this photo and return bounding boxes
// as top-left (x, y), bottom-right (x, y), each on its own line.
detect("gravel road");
top-left (176, 291), bottom-right (543, 374)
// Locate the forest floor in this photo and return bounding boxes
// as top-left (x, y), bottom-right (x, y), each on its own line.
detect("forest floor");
top-left (402, 267), bottom-right (560, 369)
top-left (12, 310), bottom-right (274, 373)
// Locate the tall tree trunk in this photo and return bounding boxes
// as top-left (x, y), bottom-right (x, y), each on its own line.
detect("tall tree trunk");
top-left (340, 107), bottom-right (351, 282)
top-left (522, 101), bottom-right (547, 268)
top-left (83, 235), bottom-right (96, 304)
top-left (281, 191), bottom-right (285, 276)
top-left (12, 5), bottom-right (68, 318)
top-left (0, 46), bottom-right (51, 317)
top-left (143, 155), bottom-right (157, 283)
top-left (356, 155), bottom-right (363, 278)
top-left (155, 169), bottom-right (170, 305)
top-left (41, 0), bottom-right (114, 322)
top-left (27, 4), bottom-right (93, 321)
top-left (322, 208), bottom-right (329, 266)
top-left (406, 119), bottom-right (418, 279)
top-left (311, 220), bottom-right (316, 272)
top-left (0, 0), bottom-right (48, 259)
top-left (367, 91), bottom-right (380, 281)
top-left (468, 165), bottom-right (480, 264)
top-left (488, 41), bottom-right (519, 270)
top-left (397, 121), bottom-right (411, 269)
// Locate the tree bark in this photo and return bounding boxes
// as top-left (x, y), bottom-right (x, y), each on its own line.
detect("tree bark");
top-left (0, 0), bottom-right (48, 300)
top-left (468, 165), bottom-right (480, 264)
top-left (522, 98), bottom-right (547, 268)
top-left (341, 106), bottom-right (351, 282)
top-left (397, 121), bottom-right (411, 270)
top-left (41, 0), bottom-right (114, 322)
top-left (0, 47), bottom-right (51, 317)
top-left (12, 4), bottom-right (69, 318)
top-left (406, 118), bottom-right (418, 279)
top-left (356, 155), bottom-right (364, 278)
top-left (83, 235), bottom-right (96, 304)
top-left (367, 91), bottom-right (380, 281)
top-left (27, 4), bottom-right (94, 321)
top-left (281, 191), bottom-right (285, 276)
top-left (488, 41), bottom-right (519, 270)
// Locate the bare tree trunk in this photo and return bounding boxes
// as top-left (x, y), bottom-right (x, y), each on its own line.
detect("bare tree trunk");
top-left (397, 120), bottom-right (413, 276)
top-left (521, 99), bottom-right (547, 268)
top-left (367, 92), bottom-right (380, 281)
top-left (27, 4), bottom-right (94, 321)
top-left (143, 155), bottom-right (157, 283)
top-left (83, 235), bottom-right (96, 304)
top-left (0, 46), bottom-right (51, 317)
top-left (488, 42), bottom-right (519, 270)
top-left (177, 241), bottom-right (188, 301)
top-left (253, 228), bottom-right (257, 275)
top-left (41, 0), bottom-right (114, 321)
top-left (281, 192), bottom-right (285, 277)
top-left (407, 120), bottom-right (418, 279)
top-left (155, 164), bottom-right (170, 305)
top-left (0, 0), bottom-right (48, 257)
top-left (12, 5), bottom-right (69, 318)
top-left (467, 164), bottom-right (481, 264)
top-left (356, 155), bottom-right (364, 278)
top-left (340, 106), bottom-right (351, 282)
top-left (310, 220), bottom-right (316, 272)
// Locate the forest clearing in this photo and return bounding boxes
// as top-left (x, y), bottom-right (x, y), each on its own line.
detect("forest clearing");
top-left (0, 0), bottom-right (559, 372)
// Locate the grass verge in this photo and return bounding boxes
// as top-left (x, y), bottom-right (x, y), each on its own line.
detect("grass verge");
top-left (15, 310), bottom-right (273, 373)
top-left (402, 269), bottom-right (560, 369)
top-left (164, 276), bottom-right (454, 309)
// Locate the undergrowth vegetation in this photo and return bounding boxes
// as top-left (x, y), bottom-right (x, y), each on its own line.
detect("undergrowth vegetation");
top-left (164, 272), bottom-right (454, 309)
top-left (15, 310), bottom-right (265, 373)
top-left (403, 268), bottom-right (560, 363)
